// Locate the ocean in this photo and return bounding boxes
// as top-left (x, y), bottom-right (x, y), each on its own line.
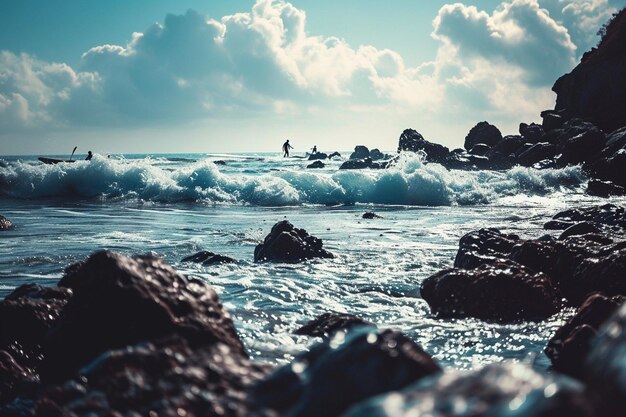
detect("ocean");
top-left (1, 152), bottom-right (623, 369)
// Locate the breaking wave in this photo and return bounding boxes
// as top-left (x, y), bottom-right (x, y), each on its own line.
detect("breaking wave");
top-left (0, 154), bottom-right (586, 206)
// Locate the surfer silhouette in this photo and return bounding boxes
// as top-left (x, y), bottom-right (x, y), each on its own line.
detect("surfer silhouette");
top-left (282, 140), bottom-right (293, 157)
top-left (311, 145), bottom-right (318, 154)
top-left (85, 151), bottom-right (93, 161)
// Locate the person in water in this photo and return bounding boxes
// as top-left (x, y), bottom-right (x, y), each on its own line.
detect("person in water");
top-left (311, 145), bottom-right (318, 154)
top-left (282, 140), bottom-right (294, 157)
top-left (85, 151), bottom-right (93, 161)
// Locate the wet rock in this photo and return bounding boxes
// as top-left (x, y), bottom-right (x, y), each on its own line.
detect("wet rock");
top-left (0, 284), bottom-right (72, 370)
top-left (453, 228), bottom-right (520, 269)
top-left (42, 250), bottom-right (245, 383)
top-left (549, 204), bottom-right (626, 230)
top-left (468, 143), bottom-right (491, 156)
top-left (541, 109), bottom-right (566, 131)
top-left (308, 152), bottom-right (328, 161)
top-left (421, 259), bottom-right (561, 322)
top-left (587, 148), bottom-right (626, 187)
top-left (398, 129), bottom-right (449, 163)
top-left (340, 158), bottom-right (372, 170)
top-left (0, 350), bottom-right (39, 405)
top-left (362, 212), bottom-right (383, 219)
top-left (508, 239), bottom-right (559, 278)
top-left (214, 160), bottom-right (226, 165)
top-left (486, 135), bottom-right (524, 159)
top-left (342, 363), bottom-right (593, 417)
top-left (556, 127), bottom-right (606, 166)
top-left (546, 293), bottom-right (625, 379)
top-left (370, 149), bottom-right (385, 160)
top-left (181, 250), bottom-right (236, 265)
top-left (254, 220), bottom-right (334, 262)
top-left (559, 222), bottom-right (602, 240)
top-left (585, 300), bottom-right (626, 415)
top-left (294, 313), bottom-right (373, 337)
top-left (464, 121), bottom-right (502, 150)
top-left (307, 160), bottom-right (325, 169)
top-left (0, 215), bottom-right (13, 230)
top-left (545, 219), bottom-right (576, 230)
top-left (253, 328), bottom-right (440, 417)
top-left (350, 146), bottom-right (370, 160)
top-left (587, 179), bottom-right (626, 197)
top-left (518, 142), bottom-right (556, 166)
top-left (2, 337), bottom-right (271, 417)
top-left (567, 248), bottom-right (626, 305)
top-left (328, 151), bottom-right (342, 159)
top-left (519, 122), bottom-right (545, 143)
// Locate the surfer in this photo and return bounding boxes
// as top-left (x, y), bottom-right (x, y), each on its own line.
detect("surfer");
top-left (311, 145), bottom-right (318, 154)
top-left (85, 151), bottom-right (93, 161)
top-left (282, 140), bottom-right (293, 157)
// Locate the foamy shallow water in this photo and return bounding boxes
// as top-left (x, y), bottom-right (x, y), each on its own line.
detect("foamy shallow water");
top-left (1, 153), bottom-right (624, 369)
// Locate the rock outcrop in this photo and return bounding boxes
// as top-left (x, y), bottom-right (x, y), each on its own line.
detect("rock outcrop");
top-left (350, 146), bottom-right (370, 160)
top-left (254, 220), bottom-right (334, 262)
top-left (182, 250), bottom-right (237, 265)
top-left (307, 160), bottom-right (325, 169)
top-left (0, 215), bottom-right (13, 230)
top-left (464, 121), bottom-right (502, 150)
top-left (397, 129), bottom-right (449, 163)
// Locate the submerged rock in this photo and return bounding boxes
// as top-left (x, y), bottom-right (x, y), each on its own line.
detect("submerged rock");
top-left (0, 215), bottom-right (13, 230)
top-left (307, 160), bottom-right (325, 169)
top-left (42, 250), bottom-right (245, 383)
top-left (254, 220), bottom-right (334, 262)
top-left (342, 363), bottom-right (593, 417)
top-left (421, 259), bottom-right (561, 322)
top-left (181, 250), bottom-right (237, 265)
top-left (362, 212), bottom-right (383, 219)
top-left (546, 293), bottom-right (625, 379)
top-left (464, 121), bottom-right (502, 150)
top-left (294, 313), bottom-right (373, 337)
top-left (253, 328), bottom-right (440, 417)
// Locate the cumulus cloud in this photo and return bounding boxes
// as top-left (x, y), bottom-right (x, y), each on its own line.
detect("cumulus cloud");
top-left (0, 0), bottom-right (623, 135)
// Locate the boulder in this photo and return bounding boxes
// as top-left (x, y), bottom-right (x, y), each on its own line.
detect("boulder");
top-left (468, 143), bottom-right (491, 156)
top-left (181, 250), bottom-right (237, 265)
top-left (508, 239), bottom-right (560, 277)
top-left (547, 204), bottom-right (626, 230)
top-left (567, 248), bottom-right (626, 305)
top-left (252, 328), bottom-right (440, 417)
top-left (362, 212), bottom-right (383, 219)
top-left (350, 146), bottom-right (370, 160)
top-left (519, 122), bottom-right (545, 143)
top-left (294, 313), bottom-right (373, 337)
top-left (587, 148), bottom-right (626, 187)
top-left (41, 251), bottom-right (245, 383)
top-left (556, 127), bottom-right (606, 166)
top-left (328, 151), bottom-right (342, 159)
top-left (518, 142), bottom-right (557, 166)
top-left (340, 158), bottom-right (372, 170)
top-left (308, 152), bottom-right (328, 161)
top-left (0, 215), bottom-right (13, 230)
top-left (342, 363), bottom-right (593, 417)
top-left (421, 259), bottom-right (561, 322)
top-left (551, 9), bottom-right (626, 133)
top-left (0, 350), bottom-right (38, 405)
top-left (454, 228), bottom-right (520, 269)
top-left (254, 220), bottom-right (334, 262)
top-left (369, 149), bottom-right (385, 160)
top-left (558, 222), bottom-right (602, 240)
top-left (397, 129), bottom-right (449, 163)
top-left (587, 179), bottom-right (626, 197)
top-left (546, 293), bottom-right (625, 379)
top-left (464, 122), bottom-right (502, 150)
top-left (307, 160), bottom-right (325, 169)
top-left (541, 109), bottom-right (566, 131)
top-left (486, 135), bottom-right (524, 159)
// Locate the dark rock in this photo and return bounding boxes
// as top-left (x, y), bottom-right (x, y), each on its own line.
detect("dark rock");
top-left (0, 284), bottom-right (72, 371)
top-left (343, 363), bottom-right (593, 417)
top-left (585, 300), bottom-right (626, 415)
top-left (518, 142), bottom-right (557, 166)
top-left (42, 250), bottom-right (245, 383)
top-left (556, 127), bottom-right (606, 166)
top-left (587, 179), bottom-right (626, 197)
top-left (340, 158), bottom-right (372, 170)
top-left (545, 220), bottom-right (576, 230)
top-left (551, 9), bottom-right (626, 133)
top-left (328, 151), bottom-right (342, 159)
top-left (294, 313), bottom-right (373, 337)
top-left (214, 160), bottom-right (226, 165)
top-left (519, 122), bottom-right (545, 143)
top-left (533, 158), bottom-right (558, 169)
top-left (587, 148), bottom-right (626, 187)
top-left (468, 143), bottom-right (491, 156)
top-left (350, 146), bottom-right (370, 160)
top-left (546, 293), bottom-right (625, 379)
top-left (464, 122), bottom-right (502, 151)
top-left (362, 212), bottom-right (383, 219)
top-left (3, 337), bottom-right (271, 417)
top-left (308, 152), bottom-right (328, 161)
top-left (454, 228), bottom-right (520, 269)
top-left (307, 160), bottom-right (325, 169)
top-left (0, 350), bottom-right (39, 405)
top-left (509, 239), bottom-right (560, 277)
top-left (567, 248), bottom-right (626, 304)
top-left (515, 142), bottom-right (534, 157)
top-left (252, 328), bottom-right (440, 417)
top-left (541, 109), bottom-right (566, 131)
top-left (369, 149), bottom-right (385, 160)
top-left (559, 222), bottom-right (602, 240)
top-left (486, 135), bottom-right (524, 159)
top-left (397, 129), bottom-right (449, 163)
top-left (254, 220), bottom-right (334, 262)
top-left (181, 250), bottom-right (237, 265)
top-left (421, 259), bottom-right (561, 322)
top-left (0, 215), bottom-right (13, 230)
top-left (549, 204), bottom-right (626, 230)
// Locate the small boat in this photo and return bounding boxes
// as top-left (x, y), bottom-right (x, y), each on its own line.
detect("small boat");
top-left (38, 157), bottom-right (77, 165)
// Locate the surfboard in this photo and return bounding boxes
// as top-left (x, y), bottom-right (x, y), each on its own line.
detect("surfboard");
top-left (38, 157), bottom-right (77, 165)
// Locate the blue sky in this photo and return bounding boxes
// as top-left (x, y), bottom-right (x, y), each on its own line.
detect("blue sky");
top-left (1, 0), bottom-right (624, 155)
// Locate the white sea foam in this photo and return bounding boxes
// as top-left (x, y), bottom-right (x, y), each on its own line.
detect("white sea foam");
top-left (0, 154), bottom-right (586, 206)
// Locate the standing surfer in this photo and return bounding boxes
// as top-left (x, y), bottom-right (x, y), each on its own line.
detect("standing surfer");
top-left (282, 140), bottom-right (293, 157)
top-left (85, 151), bottom-right (93, 161)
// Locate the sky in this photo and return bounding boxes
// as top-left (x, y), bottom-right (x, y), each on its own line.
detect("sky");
top-left (1, 0), bottom-right (625, 155)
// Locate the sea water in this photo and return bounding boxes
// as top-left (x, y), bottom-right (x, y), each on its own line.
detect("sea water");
top-left (1, 152), bottom-right (624, 369)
